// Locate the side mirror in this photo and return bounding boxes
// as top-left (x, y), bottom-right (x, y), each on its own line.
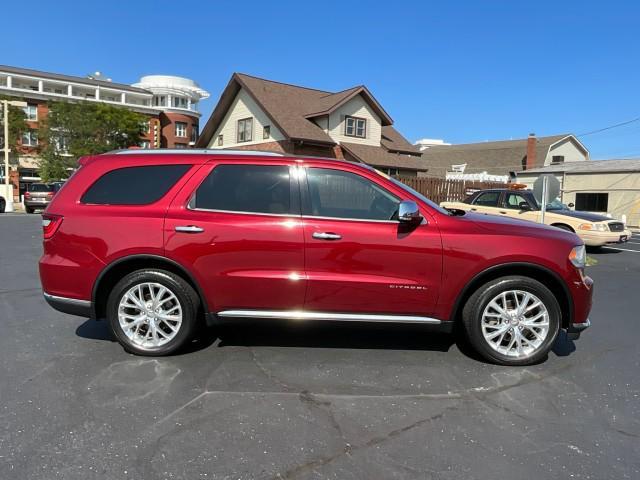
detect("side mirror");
top-left (398, 200), bottom-right (422, 224)
top-left (519, 201), bottom-right (532, 211)
top-left (568, 202), bottom-right (575, 208)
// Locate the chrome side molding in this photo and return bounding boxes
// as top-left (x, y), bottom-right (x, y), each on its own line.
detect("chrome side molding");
top-left (216, 309), bottom-right (441, 324)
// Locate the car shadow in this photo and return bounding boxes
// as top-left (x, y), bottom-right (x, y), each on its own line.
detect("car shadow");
top-left (587, 246), bottom-right (621, 254)
top-left (76, 317), bottom-right (575, 361)
top-left (206, 319), bottom-right (456, 352)
top-left (552, 329), bottom-right (576, 357)
top-left (75, 318), bottom-right (114, 342)
top-left (74, 318), bottom-right (219, 355)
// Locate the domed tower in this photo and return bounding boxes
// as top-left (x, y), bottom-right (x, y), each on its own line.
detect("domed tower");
top-left (133, 75), bottom-right (210, 148)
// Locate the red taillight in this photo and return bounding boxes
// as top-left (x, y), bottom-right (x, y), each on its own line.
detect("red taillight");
top-left (24, 191), bottom-right (31, 199)
top-left (42, 214), bottom-right (63, 239)
top-left (46, 191), bottom-right (54, 198)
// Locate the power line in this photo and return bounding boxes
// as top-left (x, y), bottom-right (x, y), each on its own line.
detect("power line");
top-left (577, 117), bottom-right (640, 137)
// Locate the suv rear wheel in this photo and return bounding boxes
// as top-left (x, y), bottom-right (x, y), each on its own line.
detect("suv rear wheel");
top-left (106, 269), bottom-right (199, 356)
top-left (462, 276), bottom-right (560, 366)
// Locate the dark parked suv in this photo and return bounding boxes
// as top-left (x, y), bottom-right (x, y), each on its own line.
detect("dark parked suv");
top-left (39, 150), bottom-right (593, 365)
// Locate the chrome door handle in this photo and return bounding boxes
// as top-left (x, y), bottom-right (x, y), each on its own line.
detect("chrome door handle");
top-left (175, 225), bottom-right (204, 233)
top-left (312, 232), bottom-right (342, 240)
top-left (499, 211), bottom-right (507, 214)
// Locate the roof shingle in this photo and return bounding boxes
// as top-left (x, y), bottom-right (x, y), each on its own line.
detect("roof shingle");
top-left (421, 134), bottom-right (579, 177)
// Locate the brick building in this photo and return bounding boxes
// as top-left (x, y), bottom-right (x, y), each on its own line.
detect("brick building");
top-left (0, 65), bottom-right (209, 200)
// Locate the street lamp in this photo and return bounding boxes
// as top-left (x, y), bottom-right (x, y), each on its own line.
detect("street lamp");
top-left (2, 99), bottom-right (27, 212)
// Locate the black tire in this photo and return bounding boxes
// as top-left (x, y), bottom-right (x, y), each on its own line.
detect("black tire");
top-left (107, 269), bottom-right (200, 356)
top-left (552, 224), bottom-right (574, 232)
top-left (25, 206), bottom-right (35, 214)
top-left (0, 198), bottom-right (5, 213)
top-left (462, 276), bottom-right (560, 366)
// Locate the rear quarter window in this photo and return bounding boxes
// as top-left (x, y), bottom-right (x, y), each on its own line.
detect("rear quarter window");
top-left (81, 165), bottom-right (191, 205)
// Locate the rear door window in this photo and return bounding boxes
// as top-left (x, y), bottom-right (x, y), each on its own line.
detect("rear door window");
top-left (473, 191), bottom-right (500, 207)
top-left (191, 164), bottom-right (294, 215)
top-left (81, 165), bottom-right (191, 205)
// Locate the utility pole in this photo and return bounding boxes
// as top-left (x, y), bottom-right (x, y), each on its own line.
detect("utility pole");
top-left (2, 99), bottom-right (27, 213)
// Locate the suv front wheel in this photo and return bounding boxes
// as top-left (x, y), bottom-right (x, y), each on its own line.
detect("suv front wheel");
top-left (462, 276), bottom-right (560, 366)
top-left (107, 269), bottom-right (199, 356)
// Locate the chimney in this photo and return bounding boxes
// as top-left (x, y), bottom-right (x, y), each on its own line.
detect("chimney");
top-left (525, 133), bottom-right (536, 170)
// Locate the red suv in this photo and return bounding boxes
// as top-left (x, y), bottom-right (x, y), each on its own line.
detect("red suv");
top-left (39, 150), bottom-right (592, 365)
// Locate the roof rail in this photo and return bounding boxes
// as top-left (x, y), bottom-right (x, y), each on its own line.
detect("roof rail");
top-left (108, 148), bottom-right (284, 157)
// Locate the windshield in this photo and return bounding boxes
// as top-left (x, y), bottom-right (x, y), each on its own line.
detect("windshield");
top-left (545, 198), bottom-right (568, 210)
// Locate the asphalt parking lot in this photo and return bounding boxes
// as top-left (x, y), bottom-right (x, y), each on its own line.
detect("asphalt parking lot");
top-left (1, 214), bottom-right (639, 480)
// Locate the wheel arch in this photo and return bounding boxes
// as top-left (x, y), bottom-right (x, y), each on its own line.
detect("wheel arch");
top-left (550, 223), bottom-right (575, 233)
top-left (450, 262), bottom-right (573, 329)
top-left (92, 254), bottom-right (208, 320)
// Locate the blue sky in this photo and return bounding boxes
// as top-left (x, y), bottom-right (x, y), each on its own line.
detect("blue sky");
top-left (2, 0), bottom-right (638, 159)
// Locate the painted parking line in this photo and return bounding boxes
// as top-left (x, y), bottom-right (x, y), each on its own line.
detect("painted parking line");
top-left (602, 246), bottom-right (640, 253)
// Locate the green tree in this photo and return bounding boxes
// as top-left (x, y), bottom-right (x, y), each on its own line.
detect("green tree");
top-left (39, 101), bottom-right (147, 181)
top-left (0, 95), bottom-right (27, 151)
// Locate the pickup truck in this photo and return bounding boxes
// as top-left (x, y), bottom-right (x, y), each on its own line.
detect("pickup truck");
top-left (441, 188), bottom-right (631, 247)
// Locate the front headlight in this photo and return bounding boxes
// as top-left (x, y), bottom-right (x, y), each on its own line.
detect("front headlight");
top-left (569, 245), bottom-right (586, 269)
top-left (578, 223), bottom-right (608, 232)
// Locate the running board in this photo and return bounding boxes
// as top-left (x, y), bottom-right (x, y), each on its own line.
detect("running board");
top-left (216, 310), bottom-right (442, 324)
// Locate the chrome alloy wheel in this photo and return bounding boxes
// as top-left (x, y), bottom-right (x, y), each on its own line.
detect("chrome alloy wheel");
top-left (481, 290), bottom-right (550, 358)
top-left (118, 282), bottom-right (183, 349)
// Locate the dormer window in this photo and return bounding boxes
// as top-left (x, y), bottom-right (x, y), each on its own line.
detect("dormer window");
top-left (345, 116), bottom-right (366, 138)
top-left (552, 155), bottom-right (565, 164)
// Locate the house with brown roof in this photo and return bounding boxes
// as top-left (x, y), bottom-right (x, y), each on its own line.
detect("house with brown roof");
top-left (196, 73), bottom-right (427, 175)
top-left (420, 133), bottom-right (589, 180)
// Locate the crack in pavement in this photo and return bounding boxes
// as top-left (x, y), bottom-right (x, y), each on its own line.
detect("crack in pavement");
top-left (274, 403), bottom-right (460, 480)
top-left (250, 347), bottom-right (295, 392)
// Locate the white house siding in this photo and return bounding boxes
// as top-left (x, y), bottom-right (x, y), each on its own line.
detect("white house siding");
top-left (327, 95), bottom-right (381, 146)
top-left (207, 88), bottom-right (285, 148)
top-left (544, 138), bottom-right (588, 165)
top-left (313, 115), bottom-right (329, 132)
top-left (518, 171), bottom-right (640, 226)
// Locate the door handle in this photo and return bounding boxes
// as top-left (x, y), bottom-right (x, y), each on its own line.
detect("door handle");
top-left (470, 208), bottom-right (477, 211)
top-left (312, 232), bottom-right (342, 240)
top-left (499, 211), bottom-right (507, 214)
top-left (175, 225), bottom-right (204, 233)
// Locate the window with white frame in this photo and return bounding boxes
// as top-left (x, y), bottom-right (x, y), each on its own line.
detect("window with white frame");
top-left (22, 129), bottom-right (38, 147)
top-left (190, 125), bottom-right (198, 143)
top-left (24, 104), bottom-right (37, 121)
top-left (139, 140), bottom-right (151, 149)
top-left (172, 97), bottom-right (188, 109)
top-left (217, 134), bottom-right (223, 146)
top-left (237, 117), bottom-right (253, 143)
top-left (54, 136), bottom-right (69, 154)
top-left (345, 116), bottom-right (366, 138)
top-left (175, 122), bottom-right (187, 138)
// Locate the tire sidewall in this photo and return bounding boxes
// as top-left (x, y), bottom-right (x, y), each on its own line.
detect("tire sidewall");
top-left (107, 270), bottom-right (197, 356)
top-left (464, 277), bottom-right (560, 366)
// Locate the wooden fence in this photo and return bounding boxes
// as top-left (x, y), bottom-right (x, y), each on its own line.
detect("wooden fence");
top-left (394, 176), bottom-right (507, 204)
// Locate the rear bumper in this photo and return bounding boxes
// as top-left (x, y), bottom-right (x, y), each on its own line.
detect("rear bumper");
top-left (43, 292), bottom-right (92, 318)
top-left (567, 318), bottom-right (591, 340)
top-left (24, 200), bottom-right (51, 208)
